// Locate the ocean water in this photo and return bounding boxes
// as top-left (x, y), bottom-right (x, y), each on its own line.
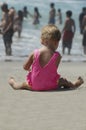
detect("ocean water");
top-left (0, 0), bottom-right (86, 61)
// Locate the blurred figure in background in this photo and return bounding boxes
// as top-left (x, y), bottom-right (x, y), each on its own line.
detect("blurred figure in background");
top-left (33, 7), bottom-right (41, 25)
top-left (57, 9), bottom-right (62, 25)
top-left (23, 6), bottom-right (29, 18)
top-left (82, 14), bottom-right (86, 54)
top-left (13, 10), bottom-right (23, 38)
top-left (0, 3), bottom-right (14, 56)
top-left (48, 3), bottom-right (56, 24)
top-left (62, 10), bottom-right (76, 55)
top-left (79, 7), bottom-right (86, 34)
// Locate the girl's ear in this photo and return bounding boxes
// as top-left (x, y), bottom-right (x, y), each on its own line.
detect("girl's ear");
top-left (41, 38), bottom-right (48, 46)
top-left (41, 39), bottom-right (47, 45)
top-left (41, 39), bottom-right (44, 45)
top-left (54, 40), bottom-right (58, 45)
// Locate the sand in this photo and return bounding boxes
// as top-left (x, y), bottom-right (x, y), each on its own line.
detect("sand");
top-left (0, 60), bottom-right (86, 130)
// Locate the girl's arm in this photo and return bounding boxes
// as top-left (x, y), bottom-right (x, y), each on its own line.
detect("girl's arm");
top-left (56, 53), bottom-right (62, 68)
top-left (23, 52), bottom-right (34, 71)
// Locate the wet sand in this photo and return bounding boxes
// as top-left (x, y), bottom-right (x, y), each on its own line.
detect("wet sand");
top-left (0, 61), bottom-right (86, 130)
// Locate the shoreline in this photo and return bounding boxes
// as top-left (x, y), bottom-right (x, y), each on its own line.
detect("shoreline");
top-left (0, 53), bottom-right (86, 62)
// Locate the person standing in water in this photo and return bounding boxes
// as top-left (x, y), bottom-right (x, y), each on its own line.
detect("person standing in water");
top-left (13, 10), bottom-right (24, 38)
top-left (57, 9), bottom-right (62, 25)
top-left (48, 3), bottom-right (56, 24)
top-left (82, 14), bottom-right (86, 54)
top-left (0, 3), bottom-right (14, 56)
top-left (62, 10), bottom-right (76, 55)
top-left (79, 7), bottom-right (86, 34)
top-left (33, 7), bottom-right (41, 25)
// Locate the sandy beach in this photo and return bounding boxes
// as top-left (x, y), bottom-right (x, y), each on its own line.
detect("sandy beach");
top-left (0, 60), bottom-right (86, 130)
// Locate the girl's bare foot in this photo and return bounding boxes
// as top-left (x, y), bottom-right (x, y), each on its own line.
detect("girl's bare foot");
top-left (8, 77), bottom-right (17, 89)
top-left (74, 77), bottom-right (84, 88)
top-left (8, 77), bottom-right (31, 90)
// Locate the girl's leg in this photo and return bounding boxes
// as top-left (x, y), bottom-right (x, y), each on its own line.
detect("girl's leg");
top-left (8, 77), bottom-right (31, 90)
top-left (58, 77), bottom-right (84, 89)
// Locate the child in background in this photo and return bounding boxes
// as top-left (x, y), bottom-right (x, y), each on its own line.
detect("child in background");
top-left (57, 9), bottom-right (62, 24)
top-left (9, 24), bottom-right (84, 91)
top-left (33, 7), bottom-right (41, 25)
top-left (13, 10), bottom-right (23, 38)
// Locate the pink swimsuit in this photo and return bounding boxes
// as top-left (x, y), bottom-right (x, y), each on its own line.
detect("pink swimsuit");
top-left (27, 50), bottom-right (60, 91)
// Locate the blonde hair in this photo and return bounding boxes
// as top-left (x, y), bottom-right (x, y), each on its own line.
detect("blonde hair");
top-left (41, 24), bottom-right (61, 41)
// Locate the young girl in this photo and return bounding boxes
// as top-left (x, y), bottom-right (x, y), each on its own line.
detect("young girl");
top-left (9, 24), bottom-right (84, 91)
